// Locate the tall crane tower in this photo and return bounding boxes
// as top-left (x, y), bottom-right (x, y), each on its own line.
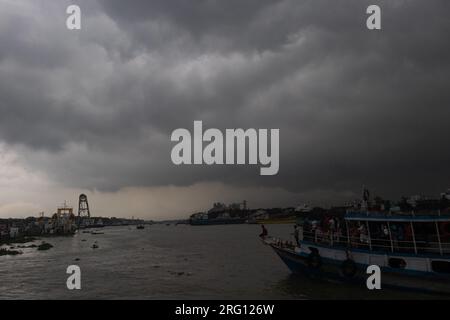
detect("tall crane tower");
top-left (77, 194), bottom-right (91, 228)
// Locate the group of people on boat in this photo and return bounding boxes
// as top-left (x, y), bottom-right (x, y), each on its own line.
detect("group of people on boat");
top-left (349, 222), bottom-right (412, 251)
top-left (258, 211), bottom-right (450, 255)
top-left (300, 216), bottom-right (418, 251)
top-left (301, 216), bottom-right (345, 245)
top-left (298, 214), bottom-right (450, 255)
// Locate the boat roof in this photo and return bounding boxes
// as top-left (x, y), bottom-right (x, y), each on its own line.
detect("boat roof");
top-left (345, 211), bottom-right (450, 222)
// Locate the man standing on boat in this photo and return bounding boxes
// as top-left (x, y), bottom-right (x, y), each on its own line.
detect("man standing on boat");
top-left (259, 225), bottom-right (268, 238)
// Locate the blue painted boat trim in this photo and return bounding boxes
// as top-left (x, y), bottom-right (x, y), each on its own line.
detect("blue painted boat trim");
top-left (272, 246), bottom-right (450, 295)
top-left (293, 250), bottom-right (448, 278)
top-left (345, 212), bottom-right (450, 222)
top-left (299, 240), bottom-right (450, 259)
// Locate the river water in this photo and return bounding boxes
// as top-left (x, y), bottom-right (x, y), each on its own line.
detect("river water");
top-left (0, 224), bottom-right (439, 299)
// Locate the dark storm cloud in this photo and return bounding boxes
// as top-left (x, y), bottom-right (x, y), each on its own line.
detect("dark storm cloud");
top-left (0, 0), bottom-right (450, 200)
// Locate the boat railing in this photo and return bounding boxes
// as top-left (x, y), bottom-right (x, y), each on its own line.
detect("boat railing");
top-left (263, 236), bottom-right (297, 250)
top-left (346, 209), bottom-right (450, 218)
top-left (300, 229), bottom-right (450, 255)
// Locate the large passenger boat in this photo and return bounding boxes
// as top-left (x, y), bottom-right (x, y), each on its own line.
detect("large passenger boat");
top-left (265, 191), bottom-right (450, 294)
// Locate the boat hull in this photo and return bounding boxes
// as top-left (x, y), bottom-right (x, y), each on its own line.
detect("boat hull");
top-left (270, 244), bottom-right (450, 295)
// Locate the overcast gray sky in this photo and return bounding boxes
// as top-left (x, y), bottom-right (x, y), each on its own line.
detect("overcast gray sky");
top-left (0, 0), bottom-right (449, 219)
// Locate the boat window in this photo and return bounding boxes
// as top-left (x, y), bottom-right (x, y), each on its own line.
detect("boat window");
top-left (388, 258), bottom-right (406, 269)
top-left (431, 261), bottom-right (450, 274)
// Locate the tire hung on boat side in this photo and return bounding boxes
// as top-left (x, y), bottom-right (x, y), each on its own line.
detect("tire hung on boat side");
top-left (307, 249), bottom-right (322, 270)
top-left (341, 259), bottom-right (357, 278)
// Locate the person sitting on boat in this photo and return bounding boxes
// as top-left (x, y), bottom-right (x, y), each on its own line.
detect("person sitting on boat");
top-left (404, 224), bottom-right (415, 252)
top-left (294, 225), bottom-right (300, 245)
top-left (390, 224), bottom-right (399, 249)
top-left (259, 224), bottom-right (268, 239)
top-left (349, 226), bottom-right (359, 247)
top-left (315, 226), bottom-right (324, 243)
top-left (329, 217), bottom-right (336, 231)
top-left (311, 220), bottom-right (319, 241)
top-left (311, 219), bottom-right (318, 231)
top-left (328, 217), bottom-right (336, 244)
top-left (397, 225), bottom-right (405, 250)
top-left (334, 220), bottom-right (343, 244)
top-left (358, 223), bottom-right (369, 245)
top-left (334, 218), bottom-right (342, 243)
top-left (382, 225), bottom-right (389, 238)
top-left (303, 219), bottom-right (313, 241)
